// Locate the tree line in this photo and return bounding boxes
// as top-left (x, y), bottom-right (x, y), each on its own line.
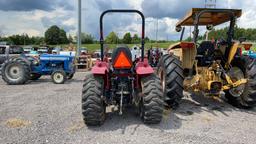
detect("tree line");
top-left (0, 25), bottom-right (154, 46)
top-left (0, 34), bottom-right (45, 45)
top-left (3, 25), bottom-right (254, 46)
top-left (0, 25), bottom-right (72, 45)
top-left (104, 31), bottom-right (150, 44)
top-left (208, 26), bottom-right (256, 41)
top-left (185, 26), bottom-right (256, 42)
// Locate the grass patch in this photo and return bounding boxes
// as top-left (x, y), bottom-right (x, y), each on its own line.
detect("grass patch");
top-left (81, 42), bottom-right (175, 52)
top-left (67, 121), bottom-right (84, 133)
top-left (5, 118), bottom-right (31, 128)
top-left (55, 42), bottom-right (176, 52)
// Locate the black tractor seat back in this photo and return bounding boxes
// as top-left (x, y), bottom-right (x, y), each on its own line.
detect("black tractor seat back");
top-left (196, 41), bottom-right (215, 66)
top-left (197, 41), bottom-right (215, 55)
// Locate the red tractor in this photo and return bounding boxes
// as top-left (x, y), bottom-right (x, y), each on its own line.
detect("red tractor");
top-left (82, 9), bottom-right (164, 126)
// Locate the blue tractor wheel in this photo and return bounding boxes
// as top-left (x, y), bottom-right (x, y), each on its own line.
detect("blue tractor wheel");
top-left (51, 70), bottom-right (66, 84)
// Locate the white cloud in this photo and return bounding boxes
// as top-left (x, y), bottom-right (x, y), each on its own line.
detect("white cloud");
top-left (63, 18), bottom-right (76, 26)
top-left (0, 11), bottom-right (44, 36)
top-left (22, 10), bottom-right (46, 21)
top-left (25, 29), bottom-right (41, 36)
top-left (238, 10), bottom-right (256, 28)
top-left (0, 0), bottom-right (256, 41)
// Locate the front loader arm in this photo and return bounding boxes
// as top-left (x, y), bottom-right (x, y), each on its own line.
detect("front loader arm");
top-left (222, 73), bottom-right (247, 90)
top-left (226, 42), bottom-right (239, 67)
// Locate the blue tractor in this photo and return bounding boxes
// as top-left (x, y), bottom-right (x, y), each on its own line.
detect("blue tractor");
top-left (247, 50), bottom-right (256, 59)
top-left (0, 45), bottom-right (75, 85)
top-left (243, 50), bottom-right (256, 59)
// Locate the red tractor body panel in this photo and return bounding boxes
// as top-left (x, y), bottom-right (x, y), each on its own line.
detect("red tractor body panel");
top-left (135, 61), bottom-right (154, 75)
top-left (91, 61), bottom-right (109, 74)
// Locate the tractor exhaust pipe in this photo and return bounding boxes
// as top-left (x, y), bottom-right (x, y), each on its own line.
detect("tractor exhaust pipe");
top-left (119, 83), bottom-right (124, 115)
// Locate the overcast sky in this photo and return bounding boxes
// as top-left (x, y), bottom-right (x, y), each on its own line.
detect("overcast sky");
top-left (0, 0), bottom-right (255, 40)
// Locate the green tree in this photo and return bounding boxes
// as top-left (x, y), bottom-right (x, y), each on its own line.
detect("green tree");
top-left (31, 36), bottom-right (45, 45)
top-left (2, 34), bottom-right (44, 45)
top-left (59, 29), bottom-right (69, 44)
top-left (80, 33), bottom-right (94, 44)
top-left (132, 34), bottom-right (140, 44)
top-left (122, 32), bottom-right (132, 44)
top-left (8, 35), bottom-right (20, 45)
top-left (23, 34), bottom-right (30, 45)
top-left (45, 25), bottom-right (60, 45)
top-left (105, 31), bottom-right (119, 44)
top-left (68, 34), bottom-right (73, 43)
top-left (74, 33), bottom-right (94, 44)
top-left (44, 25), bottom-right (68, 45)
top-left (145, 36), bottom-right (150, 42)
top-left (8, 34), bottom-right (28, 45)
top-left (206, 26), bottom-right (256, 41)
top-left (185, 36), bottom-right (192, 41)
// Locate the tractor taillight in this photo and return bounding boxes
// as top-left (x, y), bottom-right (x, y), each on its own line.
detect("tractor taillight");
top-left (113, 51), bottom-right (132, 69)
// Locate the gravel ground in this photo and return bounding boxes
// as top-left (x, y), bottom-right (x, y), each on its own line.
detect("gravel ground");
top-left (0, 72), bottom-right (256, 144)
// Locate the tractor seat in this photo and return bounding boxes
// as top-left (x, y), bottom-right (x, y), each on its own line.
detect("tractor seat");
top-left (111, 46), bottom-right (132, 70)
top-left (196, 41), bottom-right (215, 66)
top-left (197, 41), bottom-right (215, 55)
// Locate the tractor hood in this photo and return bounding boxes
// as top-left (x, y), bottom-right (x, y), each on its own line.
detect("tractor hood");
top-left (248, 51), bottom-right (256, 59)
top-left (40, 54), bottom-right (74, 61)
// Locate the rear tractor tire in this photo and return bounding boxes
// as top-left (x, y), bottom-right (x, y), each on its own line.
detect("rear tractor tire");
top-left (1, 58), bottom-right (30, 85)
top-left (82, 73), bottom-right (106, 126)
top-left (140, 74), bottom-right (164, 124)
top-left (157, 54), bottom-right (184, 109)
top-left (225, 57), bottom-right (256, 108)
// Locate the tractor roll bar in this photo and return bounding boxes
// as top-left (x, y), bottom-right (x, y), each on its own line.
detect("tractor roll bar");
top-left (180, 27), bottom-right (185, 42)
top-left (100, 9), bottom-right (145, 61)
top-left (193, 9), bottom-right (236, 58)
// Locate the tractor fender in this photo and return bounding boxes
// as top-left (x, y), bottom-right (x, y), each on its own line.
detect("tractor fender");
top-left (227, 42), bottom-right (239, 65)
top-left (167, 42), bottom-right (194, 51)
top-left (13, 56), bottom-right (32, 66)
top-left (91, 61), bottom-right (109, 75)
top-left (135, 61), bottom-right (154, 75)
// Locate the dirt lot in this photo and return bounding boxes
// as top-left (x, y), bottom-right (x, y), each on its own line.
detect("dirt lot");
top-left (0, 72), bottom-right (256, 144)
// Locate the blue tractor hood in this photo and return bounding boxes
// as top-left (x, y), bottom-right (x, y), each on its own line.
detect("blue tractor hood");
top-left (40, 54), bottom-right (74, 61)
top-left (248, 51), bottom-right (256, 59)
top-left (30, 54), bottom-right (76, 76)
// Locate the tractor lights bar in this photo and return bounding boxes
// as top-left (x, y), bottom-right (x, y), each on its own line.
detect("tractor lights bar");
top-left (99, 9), bottom-right (145, 61)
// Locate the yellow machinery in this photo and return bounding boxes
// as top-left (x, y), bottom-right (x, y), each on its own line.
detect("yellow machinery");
top-left (158, 8), bottom-right (256, 108)
top-left (76, 54), bottom-right (93, 72)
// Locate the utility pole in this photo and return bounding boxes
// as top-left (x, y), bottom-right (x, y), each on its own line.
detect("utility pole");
top-left (155, 19), bottom-right (158, 47)
top-left (77, 0), bottom-right (82, 56)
